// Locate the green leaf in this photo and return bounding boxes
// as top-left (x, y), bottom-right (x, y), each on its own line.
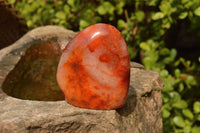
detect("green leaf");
top-left (163, 57), bottom-right (173, 64)
top-left (186, 76), bottom-right (197, 86)
top-left (162, 109), bottom-right (170, 118)
top-left (173, 116), bottom-right (185, 128)
top-left (135, 11), bottom-right (145, 22)
top-left (173, 100), bottom-right (188, 109)
top-left (179, 12), bottom-right (188, 19)
top-left (191, 126), bottom-right (200, 133)
top-left (116, 1), bottom-right (125, 15)
top-left (79, 20), bottom-right (90, 30)
top-left (99, 1), bottom-right (115, 15)
top-left (67, 0), bottom-right (75, 7)
top-left (162, 95), bottom-right (169, 103)
top-left (118, 19), bottom-right (126, 29)
top-left (174, 69), bottom-right (180, 78)
top-left (81, 9), bottom-right (93, 21)
top-left (162, 18), bottom-right (171, 29)
top-left (170, 48), bottom-right (177, 58)
top-left (143, 57), bottom-right (152, 69)
top-left (160, 70), bottom-right (169, 77)
top-left (194, 7), bottom-right (200, 16)
top-left (27, 20), bottom-right (33, 27)
top-left (162, 103), bottom-right (172, 110)
top-left (162, 77), bottom-right (175, 92)
top-left (181, 0), bottom-right (189, 4)
top-left (55, 11), bottom-right (66, 20)
top-left (169, 91), bottom-right (181, 102)
top-left (64, 5), bottom-right (70, 13)
top-left (104, 2), bottom-right (115, 14)
top-left (149, 0), bottom-right (158, 6)
top-left (196, 114), bottom-right (200, 121)
top-left (9, 0), bottom-right (16, 4)
top-left (184, 126), bottom-right (191, 133)
top-left (140, 42), bottom-right (150, 51)
top-left (159, 1), bottom-right (170, 14)
top-left (186, 60), bottom-right (191, 66)
top-left (128, 45), bottom-right (137, 59)
top-left (179, 83), bottom-right (184, 92)
top-left (182, 109), bottom-right (194, 120)
top-left (152, 12), bottom-right (165, 20)
top-left (193, 101), bottom-right (200, 114)
top-left (160, 48), bottom-right (170, 56)
top-left (198, 56), bottom-right (200, 62)
top-left (97, 5), bottom-right (106, 15)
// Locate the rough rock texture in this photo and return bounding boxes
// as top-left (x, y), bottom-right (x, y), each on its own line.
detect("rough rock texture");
top-left (0, 26), bottom-right (164, 133)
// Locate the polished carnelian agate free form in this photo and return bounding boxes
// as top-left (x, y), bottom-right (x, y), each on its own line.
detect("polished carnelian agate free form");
top-left (57, 23), bottom-right (130, 110)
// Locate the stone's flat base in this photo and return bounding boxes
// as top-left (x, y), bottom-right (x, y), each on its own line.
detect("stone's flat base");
top-left (0, 26), bottom-right (163, 133)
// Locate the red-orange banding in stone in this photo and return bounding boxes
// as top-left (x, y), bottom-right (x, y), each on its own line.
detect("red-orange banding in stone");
top-left (57, 23), bottom-right (130, 110)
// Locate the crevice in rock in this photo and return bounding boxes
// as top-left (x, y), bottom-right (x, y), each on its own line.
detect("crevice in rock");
top-left (2, 41), bottom-right (65, 101)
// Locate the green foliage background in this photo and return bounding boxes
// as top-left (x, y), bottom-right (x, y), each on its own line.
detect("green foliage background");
top-left (9, 0), bottom-right (200, 132)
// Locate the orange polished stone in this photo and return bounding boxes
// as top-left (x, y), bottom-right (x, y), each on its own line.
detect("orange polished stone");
top-left (57, 23), bottom-right (130, 110)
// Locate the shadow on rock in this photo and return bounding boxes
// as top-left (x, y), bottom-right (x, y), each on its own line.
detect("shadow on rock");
top-left (116, 85), bottom-right (137, 116)
top-left (2, 40), bottom-right (65, 101)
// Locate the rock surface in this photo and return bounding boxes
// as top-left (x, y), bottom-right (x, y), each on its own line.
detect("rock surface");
top-left (0, 26), bottom-right (164, 133)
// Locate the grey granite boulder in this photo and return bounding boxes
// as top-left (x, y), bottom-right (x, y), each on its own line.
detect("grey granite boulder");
top-left (0, 26), bottom-right (164, 133)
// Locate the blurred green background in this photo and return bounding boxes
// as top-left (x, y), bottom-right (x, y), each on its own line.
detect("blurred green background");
top-left (8, 0), bottom-right (200, 132)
